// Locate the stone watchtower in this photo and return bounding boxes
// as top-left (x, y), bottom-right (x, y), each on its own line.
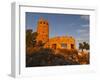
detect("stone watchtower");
top-left (36, 17), bottom-right (49, 44)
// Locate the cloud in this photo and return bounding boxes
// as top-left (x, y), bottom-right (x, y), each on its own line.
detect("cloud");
top-left (77, 29), bottom-right (87, 33)
top-left (77, 28), bottom-right (89, 40)
top-left (80, 15), bottom-right (89, 21)
top-left (81, 24), bottom-right (89, 28)
top-left (77, 29), bottom-right (89, 37)
top-left (82, 33), bottom-right (89, 37)
top-left (69, 23), bottom-right (76, 26)
top-left (77, 24), bottom-right (89, 34)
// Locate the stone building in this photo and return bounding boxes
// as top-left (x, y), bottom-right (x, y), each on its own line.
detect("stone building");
top-left (36, 17), bottom-right (76, 49)
top-left (44, 36), bottom-right (75, 49)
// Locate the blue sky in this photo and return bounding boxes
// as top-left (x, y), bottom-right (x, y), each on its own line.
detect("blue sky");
top-left (26, 12), bottom-right (89, 48)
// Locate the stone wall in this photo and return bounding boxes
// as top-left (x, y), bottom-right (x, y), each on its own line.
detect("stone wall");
top-left (44, 36), bottom-right (76, 49)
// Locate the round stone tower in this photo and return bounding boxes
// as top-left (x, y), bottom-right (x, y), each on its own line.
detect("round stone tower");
top-left (36, 17), bottom-right (49, 43)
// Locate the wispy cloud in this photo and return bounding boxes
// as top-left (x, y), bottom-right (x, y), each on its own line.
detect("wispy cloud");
top-left (82, 33), bottom-right (89, 37)
top-left (81, 24), bottom-right (89, 28)
top-left (77, 24), bottom-right (89, 34)
top-left (77, 28), bottom-right (89, 38)
top-left (77, 29), bottom-right (87, 33)
top-left (80, 15), bottom-right (89, 21)
top-left (76, 24), bottom-right (89, 45)
top-left (69, 23), bottom-right (76, 27)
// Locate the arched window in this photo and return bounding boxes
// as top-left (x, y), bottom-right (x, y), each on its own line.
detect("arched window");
top-left (61, 43), bottom-right (67, 48)
top-left (71, 44), bottom-right (74, 49)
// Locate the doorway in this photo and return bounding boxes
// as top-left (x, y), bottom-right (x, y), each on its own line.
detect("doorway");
top-left (52, 44), bottom-right (57, 49)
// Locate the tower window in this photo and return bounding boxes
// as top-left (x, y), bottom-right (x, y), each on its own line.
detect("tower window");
top-left (71, 44), bottom-right (74, 49)
top-left (43, 22), bottom-right (45, 24)
top-left (40, 21), bottom-right (42, 24)
top-left (61, 43), bottom-right (67, 48)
